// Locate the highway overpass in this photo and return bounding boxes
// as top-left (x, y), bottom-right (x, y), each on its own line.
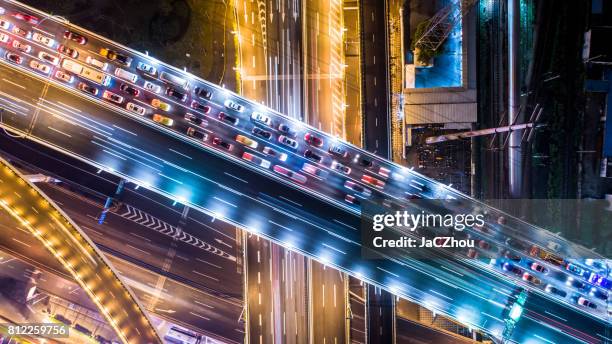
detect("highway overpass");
top-left (0, 1), bottom-right (609, 343)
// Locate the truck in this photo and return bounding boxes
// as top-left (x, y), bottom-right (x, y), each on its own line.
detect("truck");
top-left (61, 59), bottom-right (111, 86)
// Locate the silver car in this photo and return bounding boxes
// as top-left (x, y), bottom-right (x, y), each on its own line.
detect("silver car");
top-left (278, 135), bottom-right (298, 149)
top-left (224, 99), bottom-right (244, 112)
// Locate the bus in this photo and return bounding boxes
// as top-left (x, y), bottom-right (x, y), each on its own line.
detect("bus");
top-left (163, 326), bottom-right (199, 344)
top-left (61, 59), bottom-right (111, 86)
top-left (160, 71), bottom-right (189, 90)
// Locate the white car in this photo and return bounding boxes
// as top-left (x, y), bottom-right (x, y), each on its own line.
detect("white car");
top-left (302, 163), bottom-right (329, 178)
top-left (273, 165), bottom-right (307, 184)
top-left (38, 51), bottom-right (59, 65)
top-left (262, 146), bottom-right (287, 161)
top-left (29, 60), bottom-right (51, 74)
top-left (86, 56), bottom-right (108, 71)
top-left (0, 33), bottom-right (9, 43)
top-left (136, 61), bottom-right (156, 76)
top-left (242, 152), bottom-right (271, 169)
top-left (0, 19), bottom-right (10, 30)
top-left (12, 39), bottom-right (31, 53)
top-left (54, 70), bottom-right (74, 83)
top-left (32, 32), bottom-right (54, 47)
top-left (102, 90), bottom-right (124, 104)
top-left (114, 67), bottom-right (138, 83)
top-left (126, 102), bottom-right (146, 115)
top-left (331, 160), bottom-right (352, 175)
top-left (251, 112), bottom-right (272, 126)
top-left (224, 99), bottom-right (244, 112)
top-left (143, 81), bottom-right (161, 94)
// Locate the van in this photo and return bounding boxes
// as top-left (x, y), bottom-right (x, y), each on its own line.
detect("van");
top-left (86, 56), bottom-right (108, 71)
top-left (160, 71), bottom-right (189, 90)
top-left (81, 67), bottom-right (111, 86)
top-left (61, 58), bottom-right (84, 74)
top-left (114, 68), bottom-right (138, 83)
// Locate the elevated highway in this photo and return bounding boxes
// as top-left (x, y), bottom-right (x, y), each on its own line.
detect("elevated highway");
top-left (0, 1), bottom-right (609, 343)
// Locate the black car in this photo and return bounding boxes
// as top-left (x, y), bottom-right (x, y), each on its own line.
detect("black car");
top-left (304, 150), bottom-right (322, 163)
top-left (567, 278), bottom-right (588, 291)
top-left (252, 127), bottom-right (272, 140)
top-left (120, 83), bottom-right (140, 96)
top-left (329, 145), bottom-right (349, 158)
top-left (358, 157), bottom-right (373, 168)
top-left (77, 82), bottom-right (98, 96)
top-left (166, 87), bottom-right (187, 102)
top-left (502, 262), bottom-right (523, 277)
top-left (544, 284), bottom-right (567, 298)
top-left (194, 86), bottom-right (212, 100)
top-left (505, 237), bottom-right (528, 251)
top-left (101, 48), bottom-right (132, 66)
top-left (184, 113), bottom-right (207, 127)
top-left (278, 123), bottom-right (297, 138)
top-left (212, 137), bottom-right (233, 150)
top-left (218, 112), bottom-right (239, 126)
top-left (590, 288), bottom-right (609, 301)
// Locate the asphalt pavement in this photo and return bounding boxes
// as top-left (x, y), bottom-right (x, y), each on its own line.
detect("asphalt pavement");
top-left (237, 0), bottom-right (302, 119)
top-left (303, 0), bottom-right (345, 136)
top-left (367, 286), bottom-right (394, 344)
top-left (310, 260), bottom-right (347, 344)
top-left (359, 0), bottom-right (391, 158)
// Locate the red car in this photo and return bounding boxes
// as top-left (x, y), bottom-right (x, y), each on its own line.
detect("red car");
top-left (64, 31), bottom-right (87, 45)
top-left (361, 174), bottom-right (386, 188)
top-left (58, 45), bottom-right (78, 58)
top-left (304, 133), bottom-right (323, 147)
top-left (522, 272), bottom-right (542, 286)
top-left (120, 83), bottom-right (140, 96)
top-left (5, 52), bottom-right (22, 64)
top-left (212, 137), bottom-right (233, 151)
top-left (191, 101), bottom-right (211, 114)
top-left (273, 165), bottom-right (307, 184)
top-left (13, 12), bottom-right (39, 25)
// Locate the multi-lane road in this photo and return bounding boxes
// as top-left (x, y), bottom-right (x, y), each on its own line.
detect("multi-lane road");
top-left (310, 260), bottom-right (347, 344)
top-left (360, 0), bottom-right (391, 158)
top-left (0, 187), bottom-right (245, 343)
top-left (0, 1), bottom-right (609, 343)
top-left (0, 142), bottom-right (245, 343)
top-left (303, 0), bottom-right (345, 137)
top-left (237, 0), bottom-right (302, 120)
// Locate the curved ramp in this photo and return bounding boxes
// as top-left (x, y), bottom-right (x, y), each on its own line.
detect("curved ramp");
top-left (0, 156), bottom-right (161, 344)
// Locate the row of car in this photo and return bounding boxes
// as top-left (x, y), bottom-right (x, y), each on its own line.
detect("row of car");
top-left (57, 23), bottom-right (401, 205)
top-left (224, 109), bottom-right (393, 201)
top-left (2, 9), bottom-right (404, 212)
top-left (462, 223), bottom-right (610, 313)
